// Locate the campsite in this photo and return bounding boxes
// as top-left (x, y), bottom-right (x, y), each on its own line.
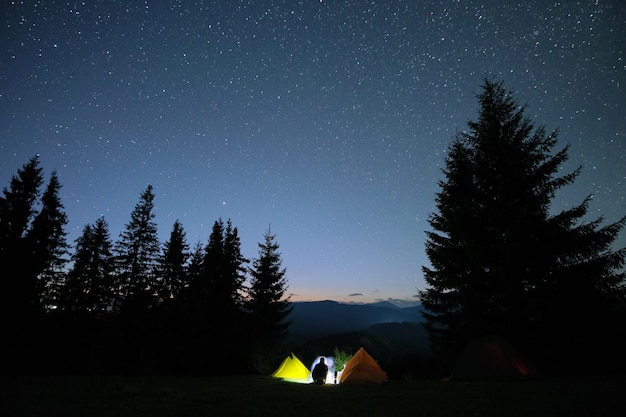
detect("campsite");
top-left (3, 320), bottom-right (625, 416)
top-left (2, 347), bottom-right (624, 416)
top-left (2, 374), bottom-right (624, 416)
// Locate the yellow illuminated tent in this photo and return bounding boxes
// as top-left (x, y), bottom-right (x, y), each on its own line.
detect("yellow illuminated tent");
top-left (271, 353), bottom-right (312, 383)
top-left (339, 347), bottom-right (387, 385)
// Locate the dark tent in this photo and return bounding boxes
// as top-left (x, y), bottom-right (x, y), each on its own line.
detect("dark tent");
top-left (450, 335), bottom-right (541, 381)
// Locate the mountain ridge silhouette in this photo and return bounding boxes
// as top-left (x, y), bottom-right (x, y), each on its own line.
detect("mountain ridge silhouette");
top-left (286, 300), bottom-right (426, 347)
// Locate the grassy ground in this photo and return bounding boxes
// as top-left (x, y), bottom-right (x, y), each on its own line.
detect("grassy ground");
top-left (1, 375), bottom-right (624, 417)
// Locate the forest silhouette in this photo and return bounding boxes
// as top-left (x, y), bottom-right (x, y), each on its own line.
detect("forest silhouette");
top-left (1, 79), bottom-right (624, 377)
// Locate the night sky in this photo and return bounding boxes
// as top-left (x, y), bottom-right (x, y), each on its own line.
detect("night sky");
top-left (1, 1), bottom-right (624, 306)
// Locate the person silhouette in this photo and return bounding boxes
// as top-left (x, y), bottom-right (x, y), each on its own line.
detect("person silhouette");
top-left (312, 357), bottom-right (329, 385)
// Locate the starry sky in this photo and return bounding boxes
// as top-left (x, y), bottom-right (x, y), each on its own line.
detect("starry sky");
top-left (1, 1), bottom-right (624, 306)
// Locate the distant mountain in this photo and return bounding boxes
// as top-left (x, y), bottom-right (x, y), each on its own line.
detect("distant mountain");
top-left (367, 300), bottom-right (403, 309)
top-left (366, 322), bottom-right (430, 353)
top-left (286, 300), bottom-right (425, 345)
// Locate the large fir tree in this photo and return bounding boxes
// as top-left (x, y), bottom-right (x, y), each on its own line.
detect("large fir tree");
top-left (247, 226), bottom-right (292, 342)
top-left (113, 185), bottom-right (161, 310)
top-left (420, 79), bottom-right (626, 374)
top-left (246, 227), bottom-right (292, 374)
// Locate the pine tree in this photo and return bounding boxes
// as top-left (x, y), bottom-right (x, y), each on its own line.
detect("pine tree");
top-left (113, 185), bottom-right (161, 309)
top-left (61, 217), bottom-right (115, 314)
top-left (420, 79), bottom-right (626, 373)
top-left (176, 218), bottom-right (250, 373)
top-left (0, 156), bottom-right (44, 317)
top-left (0, 157), bottom-right (69, 373)
top-left (201, 219), bottom-right (225, 306)
top-left (184, 241), bottom-right (205, 298)
top-left (175, 240), bottom-right (205, 316)
top-left (25, 172), bottom-right (69, 309)
top-left (0, 156), bottom-right (43, 250)
top-left (157, 220), bottom-right (190, 302)
top-left (201, 218), bottom-right (248, 314)
top-left (223, 219), bottom-right (249, 310)
top-left (247, 226), bottom-right (292, 342)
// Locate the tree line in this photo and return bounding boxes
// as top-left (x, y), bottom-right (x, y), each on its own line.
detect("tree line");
top-left (0, 169), bottom-right (291, 375)
top-left (2, 78), bottom-right (625, 378)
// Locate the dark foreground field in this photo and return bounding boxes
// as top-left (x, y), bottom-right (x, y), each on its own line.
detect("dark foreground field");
top-left (1, 375), bottom-right (624, 417)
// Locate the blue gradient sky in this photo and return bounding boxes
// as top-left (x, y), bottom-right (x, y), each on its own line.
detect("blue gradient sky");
top-left (1, 1), bottom-right (624, 306)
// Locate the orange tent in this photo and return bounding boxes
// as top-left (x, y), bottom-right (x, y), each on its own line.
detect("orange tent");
top-left (339, 347), bottom-right (387, 385)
